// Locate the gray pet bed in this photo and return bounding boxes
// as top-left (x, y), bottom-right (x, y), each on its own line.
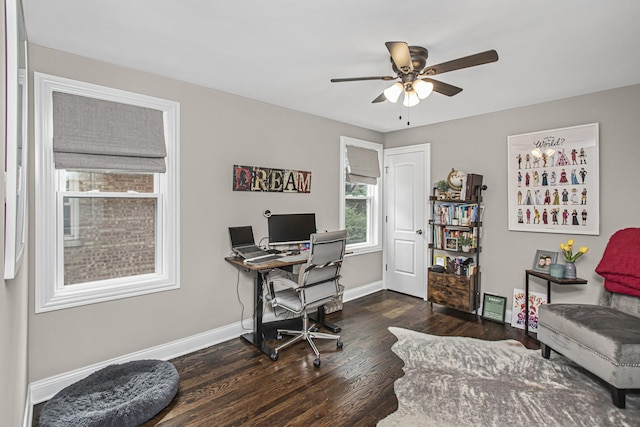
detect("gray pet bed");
top-left (39, 359), bottom-right (179, 427)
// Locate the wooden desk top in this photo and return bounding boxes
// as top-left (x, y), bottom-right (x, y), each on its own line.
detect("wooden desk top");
top-left (225, 256), bottom-right (306, 271)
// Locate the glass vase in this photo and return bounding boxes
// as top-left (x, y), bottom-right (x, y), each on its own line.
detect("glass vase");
top-left (564, 261), bottom-right (577, 280)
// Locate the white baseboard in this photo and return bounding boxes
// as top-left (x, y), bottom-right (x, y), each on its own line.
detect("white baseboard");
top-left (29, 319), bottom-right (246, 405)
top-left (344, 280), bottom-right (383, 302)
top-left (28, 281), bottom-right (383, 407)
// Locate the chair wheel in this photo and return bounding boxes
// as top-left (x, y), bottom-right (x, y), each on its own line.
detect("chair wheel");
top-left (310, 326), bottom-right (319, 332)
top-left (276, 333), bottom-right (283, 340)
top-left (313, 358), bottom-right (321, 367)
top-left (337, 340), bottom-right (344, 349)
top-left (269, 352), bottom-right (279, 361)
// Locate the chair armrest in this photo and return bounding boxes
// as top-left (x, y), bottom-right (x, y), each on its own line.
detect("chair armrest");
top-left (269, 277), bottom-right (299, 291)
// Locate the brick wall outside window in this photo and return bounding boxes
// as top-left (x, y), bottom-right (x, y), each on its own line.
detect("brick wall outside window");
top-left (63, 172), bottom-right (157, 286)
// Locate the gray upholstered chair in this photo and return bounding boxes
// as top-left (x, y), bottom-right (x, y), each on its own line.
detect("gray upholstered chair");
top-left (266, 230), bottom-right (346, 367)
top-left (538, 228), bottom-right (640, 408)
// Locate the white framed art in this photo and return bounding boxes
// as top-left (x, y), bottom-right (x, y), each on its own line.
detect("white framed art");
top-left (4, 0), bottom-right (29, 279)
top-left (507, 123), bottom-right (599, 235)
top-left (511, 288), bottom-right (547, 332)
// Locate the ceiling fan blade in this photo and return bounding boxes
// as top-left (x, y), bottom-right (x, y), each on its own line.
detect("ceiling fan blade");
top-left (330, 76), bottom-right (396, 83)
top-left (371, 93), bottom-right (387, 103)
top-left (422, 78), bottom-right (463, 97)
top-left (421, 50), bottom-right (498, 76)
top-left (385, 41), bottom-right (413, 73)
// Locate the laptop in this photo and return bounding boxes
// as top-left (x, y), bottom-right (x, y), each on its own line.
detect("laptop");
top-left (228, 226), bottom-right (272, 261)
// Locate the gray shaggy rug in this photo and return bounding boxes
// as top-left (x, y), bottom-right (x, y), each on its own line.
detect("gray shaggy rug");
top-left (39, 359), bottom-right (179, 427)
top-left (378, 327), bottom-right (640, 427)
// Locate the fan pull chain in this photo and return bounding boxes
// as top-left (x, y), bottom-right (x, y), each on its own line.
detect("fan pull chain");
top-left (397, 104), bottom-right (411, 126)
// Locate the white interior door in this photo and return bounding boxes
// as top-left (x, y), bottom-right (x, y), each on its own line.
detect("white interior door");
top-left (384, 145), bottom-right (430, 298)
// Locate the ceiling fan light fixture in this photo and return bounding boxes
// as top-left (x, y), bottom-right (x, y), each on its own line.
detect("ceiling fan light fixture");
top-left (402, 89), bottom-right (420, 107)
top-left (412, 79), bottom-right (433, 99)
top-left (383, 82), bottom-right (403, 103)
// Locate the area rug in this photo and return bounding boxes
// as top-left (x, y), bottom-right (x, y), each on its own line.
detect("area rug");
top-left (378, 327), bottom-right (640, 427)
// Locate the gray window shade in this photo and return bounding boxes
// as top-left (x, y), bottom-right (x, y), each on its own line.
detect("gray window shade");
top-left (52, 92), bottom-right (167, 172)
top-left (345, 145), bottom-right (380, 185)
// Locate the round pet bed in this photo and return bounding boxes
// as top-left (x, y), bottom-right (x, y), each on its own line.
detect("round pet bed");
top-left (39, 359), bottom-right (179, 427)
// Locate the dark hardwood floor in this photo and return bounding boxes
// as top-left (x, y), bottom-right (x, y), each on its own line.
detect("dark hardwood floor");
top-left (32, 290), bottom-right (539, 426)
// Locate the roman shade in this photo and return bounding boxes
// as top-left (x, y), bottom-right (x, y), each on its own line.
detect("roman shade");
top-left (52, 92), bottom-right (167, 172)
top-left (345, 145), bottom-right (380, 185)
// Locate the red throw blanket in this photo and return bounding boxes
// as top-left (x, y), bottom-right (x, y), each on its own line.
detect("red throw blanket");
top-left (595, 228), bottom-right (640, 297)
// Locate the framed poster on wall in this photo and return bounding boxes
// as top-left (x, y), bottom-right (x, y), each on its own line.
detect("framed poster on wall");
top-left (507, 123), bottom-right (599, 235)
top-left (4, 0), bottom-right (29, 279)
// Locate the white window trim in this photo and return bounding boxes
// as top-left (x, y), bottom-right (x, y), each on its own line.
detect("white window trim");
top-left (62, 175), bottom-right (81, 244)
top-left (34, 73), bottom-right (181, 313)
top-left (339, 136), bottom-right (383, 255)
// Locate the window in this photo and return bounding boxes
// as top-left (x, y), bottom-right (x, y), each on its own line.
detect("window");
top-left (339, 137), bottom-right (382, 254)
top-left (35, 73), bottom-right (180, 312)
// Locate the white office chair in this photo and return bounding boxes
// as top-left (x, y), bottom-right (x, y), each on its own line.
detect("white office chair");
top-left (266, 230), bottom-right (346, 367)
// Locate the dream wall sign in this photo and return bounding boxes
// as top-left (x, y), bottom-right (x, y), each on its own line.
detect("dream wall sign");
top-left (507, 123), bottom-right (599, 235)
top-left (233, 164), bottom-right (312, 193)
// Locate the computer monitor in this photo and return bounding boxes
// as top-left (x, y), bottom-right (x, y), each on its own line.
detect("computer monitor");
top-left (267, 213), bottom-right (317, 246)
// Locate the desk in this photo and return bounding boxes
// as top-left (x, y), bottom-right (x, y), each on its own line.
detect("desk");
top-left (225, 256), bottom-right (342, 358)
top-left (524, 269), bottom-right (587, 338)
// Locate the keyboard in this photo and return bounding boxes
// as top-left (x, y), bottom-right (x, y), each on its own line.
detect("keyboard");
top-left (277, 253), bottom-right (309, 263)
top-left (243, 254), bottom-right (281, 264)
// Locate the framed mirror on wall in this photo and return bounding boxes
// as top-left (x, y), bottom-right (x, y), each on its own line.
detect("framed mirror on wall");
top-left (5, 0), bottom-right (28, 279)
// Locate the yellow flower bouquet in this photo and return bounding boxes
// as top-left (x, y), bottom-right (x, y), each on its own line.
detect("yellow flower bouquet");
top-left (560, 239), bottom-right (589, 262)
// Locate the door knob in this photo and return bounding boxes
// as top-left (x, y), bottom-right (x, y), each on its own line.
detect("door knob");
top-left (416, 229), bottom-right (423, 235)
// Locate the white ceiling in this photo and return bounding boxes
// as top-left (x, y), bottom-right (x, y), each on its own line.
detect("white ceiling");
top-left (22, 0), bottom-right (640, 133)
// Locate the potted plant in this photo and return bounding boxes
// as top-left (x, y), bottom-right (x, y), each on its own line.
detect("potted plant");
top-left (458, 235), bottom-right (474, 252)
top-left (559, 238), bottom-right (589, 279)
top-left (435, 180), bottom-right (450, 199)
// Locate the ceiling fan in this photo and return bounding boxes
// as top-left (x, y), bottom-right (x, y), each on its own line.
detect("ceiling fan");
top-left (331, 41), bottom-right (498, 107)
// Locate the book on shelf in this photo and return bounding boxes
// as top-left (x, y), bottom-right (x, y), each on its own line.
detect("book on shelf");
top-left (433, 203), bottom-right (479, 226)
top-left (464, 173), bottom-right (483, 201)
top-left (441, 256), bottom-right (477, 277)
top-left (432, 225), bottom-right (477, 250)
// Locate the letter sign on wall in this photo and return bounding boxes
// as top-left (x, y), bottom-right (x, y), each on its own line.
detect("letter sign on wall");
top-left (233, 165), bottom-right (312, 193)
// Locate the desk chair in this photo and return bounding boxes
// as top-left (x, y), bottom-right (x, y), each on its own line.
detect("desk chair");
top-left (266, 230), bottom-right (346, 367)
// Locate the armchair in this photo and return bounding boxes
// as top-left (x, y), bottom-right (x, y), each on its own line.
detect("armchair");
top-left (266, 230), bottom-right (346, 367)
top-left (538, 228), bottom-right (640, 408)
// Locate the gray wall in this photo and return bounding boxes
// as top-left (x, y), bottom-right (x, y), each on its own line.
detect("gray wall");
top-left (20, 43), bottom-right (640, 390)
top-left (0, 4), bottom-right (30, 426)
top-left (385, 84), bottom-right (640, 308)
top-left (27, 44), bottom-right (383, 381)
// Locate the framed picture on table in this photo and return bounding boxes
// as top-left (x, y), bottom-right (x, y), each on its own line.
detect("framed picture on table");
top-left (532, 250), bottom-right (558, 273)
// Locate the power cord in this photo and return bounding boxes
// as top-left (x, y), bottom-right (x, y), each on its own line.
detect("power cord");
top-left (236, 266), bottom-right (298, 330)
top-left (235, 266), bottom-right (252, 330)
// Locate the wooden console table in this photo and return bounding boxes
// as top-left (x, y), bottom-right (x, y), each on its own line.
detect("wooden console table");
top-left (524, 269), bottom-right (587, 338)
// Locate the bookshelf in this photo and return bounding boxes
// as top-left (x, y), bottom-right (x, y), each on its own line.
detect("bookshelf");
top-left (428, 180), bottom-right (486, 314)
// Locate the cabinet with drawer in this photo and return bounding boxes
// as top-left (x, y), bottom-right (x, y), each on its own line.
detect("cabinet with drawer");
top-left (427, 270), bottom-right (477, 312)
